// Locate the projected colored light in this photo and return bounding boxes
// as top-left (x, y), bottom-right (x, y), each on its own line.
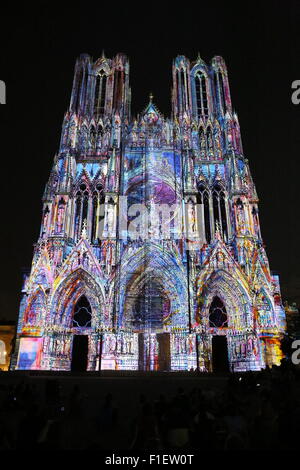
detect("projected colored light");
top-left (13, 52), bottom-right (286, 372)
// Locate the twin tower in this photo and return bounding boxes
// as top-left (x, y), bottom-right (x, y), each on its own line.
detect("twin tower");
top-left (12, 52), bottom-right (286, 372)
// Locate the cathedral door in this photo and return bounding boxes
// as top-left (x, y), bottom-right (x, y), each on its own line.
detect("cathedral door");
top-left (139, 333), bottom-right (167, 371)
top-left (71, 335), bottom-right (88, 372)
top-left (157, 333), bottom-right (171, 371)
top-left (138, 333), bottom-right (155, 371)
top-left (212, 336), bottom-right (229, 373)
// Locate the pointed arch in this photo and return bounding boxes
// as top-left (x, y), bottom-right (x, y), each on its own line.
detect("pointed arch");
top-left (209, 296), bottom-right (228, 327)
top-left (212, 182), bottom-right (228, 241)
top-left (176, 67), bottom-right (189, 113)
top-left (126, 274), bottom-right (170, 331)
top-left (73, 182), bottom-right (91, 241)
top-left (50, 268), bottom-right (105, 328)
top-left (214, 69), bottom-right (226, 115)
top-left (91, 184), bottom-right (105, 243)
top-left (94, 70), bottom-right (107, 117)
top-left (198, 269), bottom-right (252, 330)
top-left (73, 295), bottom-right (92, 327)
top-left (197, 182), bottom-right (211, 244)
top-left (118, 243), bottom-right (189, 329)
top-left (113, 68), bottom-right (123, 110)
top-left (195, 70), bottom-right (208, 117)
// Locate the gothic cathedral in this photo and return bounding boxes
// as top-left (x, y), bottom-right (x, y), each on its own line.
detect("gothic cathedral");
top-left (12, 52), bottom-right (286, 372)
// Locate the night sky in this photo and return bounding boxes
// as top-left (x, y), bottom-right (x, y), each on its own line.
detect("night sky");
top-left (0, 2), bottom-right (299, 321)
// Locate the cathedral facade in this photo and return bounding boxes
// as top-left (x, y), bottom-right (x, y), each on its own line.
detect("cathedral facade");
top-left (12, 52), bottom-right (286, 372)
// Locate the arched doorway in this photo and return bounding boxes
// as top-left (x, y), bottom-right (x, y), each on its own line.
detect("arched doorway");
top-left (71, 296), bottom-right (92, 372)
top-left (209, 297), bottom-right (229, 373)
top-left (132, 279), bottom-right (171, 371)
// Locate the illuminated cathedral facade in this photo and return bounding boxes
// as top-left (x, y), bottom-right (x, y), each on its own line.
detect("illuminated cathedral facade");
top-left (12, 52), bottom-right (286, 372)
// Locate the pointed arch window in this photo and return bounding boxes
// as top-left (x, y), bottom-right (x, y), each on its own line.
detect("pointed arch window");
top-left (195, 71), bottom-right (208, 117)
top-left (176, 70), bottom-right (180, 110)
top-left (212, 184), bottom-right (228, 241)
top-left (75, 68), bottom-right (83, 112)
top-left (94, 71), bottom-right (107, 117)
top-left (214, 70), bottom-right (226, 114)
top-left (198, 184), bottom-right (211, 244)
top-left (219, 71), bottom-right (226, 114)
top-left (91, 185), bottom-right (105, 243)
top-left (84, 69), bottom-right (89, 112)
top-left (74, 184), bottom-right (90, 241)
top-left (113, 70), bottom-right (122, 110)
top-left (209, 296), bottom-right (228, 328)
top-left (73, 295), bottom-right (92, 328)
top-left (77, 67), bottom-right (89, 115)
top-left (176, 69), bottom-right (187, 112)
top-left (74, 191), bottom-right (82, 240)
top-left (180, 69), bottom-right (186, 110)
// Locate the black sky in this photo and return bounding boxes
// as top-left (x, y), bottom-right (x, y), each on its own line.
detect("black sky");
top-left (0, 2), bottom-right (299, 321)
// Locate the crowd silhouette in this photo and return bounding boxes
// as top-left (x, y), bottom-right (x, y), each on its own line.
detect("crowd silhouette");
top-left (0, 359), bottom-right (299, 450)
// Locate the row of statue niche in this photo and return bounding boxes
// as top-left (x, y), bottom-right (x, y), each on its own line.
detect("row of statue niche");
top-left (230, 336), bottom-right (258, 359)
top-left (197, 127), bottom-right (222, 159)
top-left (49, 337), bottom-right (71, 357)
top-left (173, 335), bottom-right (195, 355)
top-left (74, 126), bottom-right (111, 151)
top-left (103, 334), bottom-right (134, 355)
top-left (63, 118), bottom-right (240, 157)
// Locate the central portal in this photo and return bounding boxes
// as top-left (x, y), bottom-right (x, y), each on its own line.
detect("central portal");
top-left (129, 275), bottom-right (171, 371)
top-left (138, 333), bottom-right (171, 371)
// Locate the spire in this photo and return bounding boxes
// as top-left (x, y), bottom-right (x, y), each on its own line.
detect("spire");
top-left (101, 50), bottom-right (105, 59)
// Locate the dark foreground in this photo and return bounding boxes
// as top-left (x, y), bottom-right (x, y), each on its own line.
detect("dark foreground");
top-left (0, 362), bottom-right (299, 451)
